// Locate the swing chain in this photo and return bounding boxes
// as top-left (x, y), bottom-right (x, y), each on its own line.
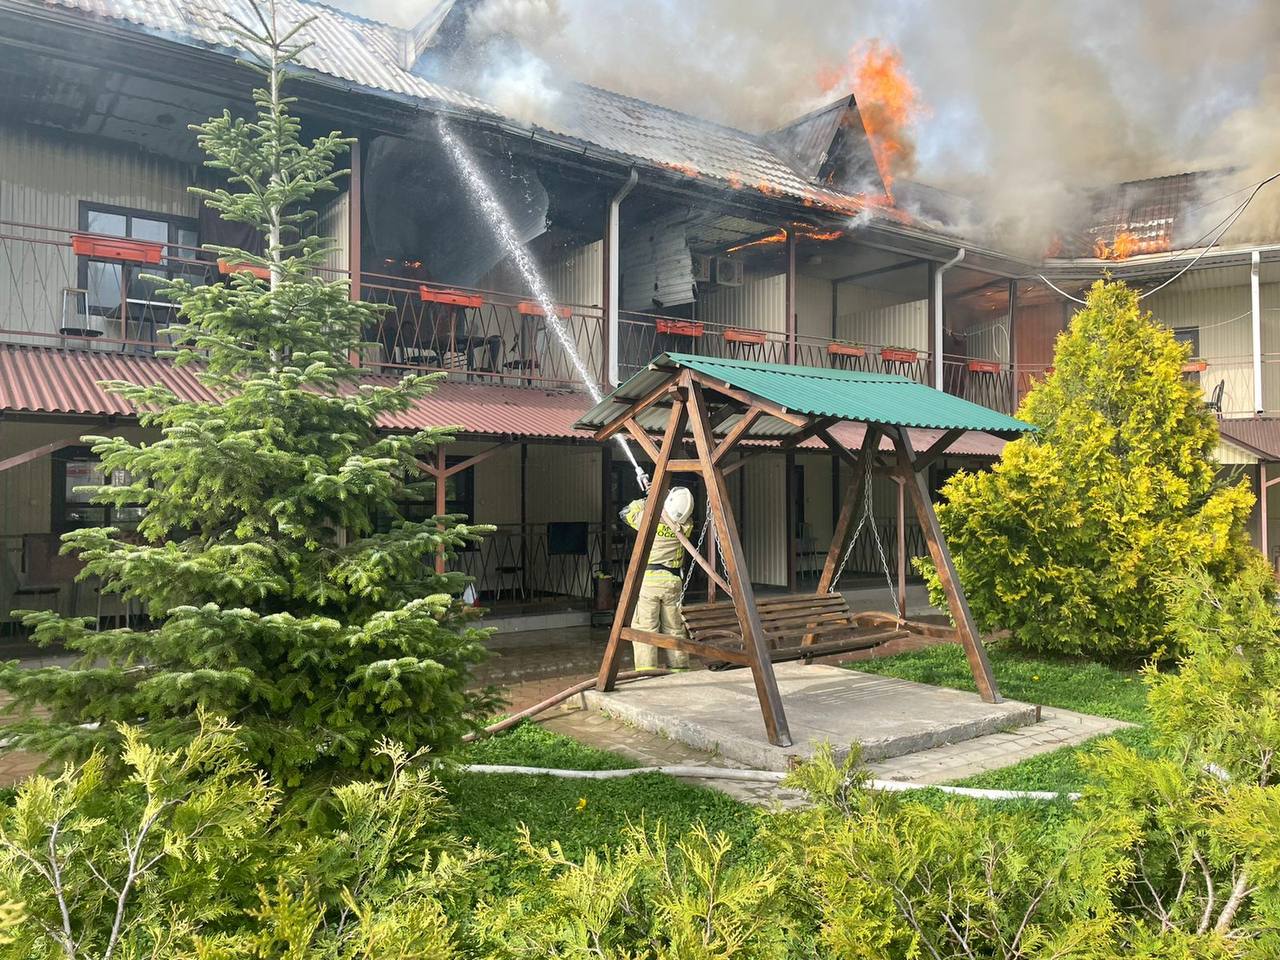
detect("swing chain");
top-left (829, 454), bottom-right (900, 614)
top-left (680, 496), bottom-right (713, 601)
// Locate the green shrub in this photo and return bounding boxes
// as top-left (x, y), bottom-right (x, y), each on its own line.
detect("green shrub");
top-left (922, 279), bottom-right (1258, 660)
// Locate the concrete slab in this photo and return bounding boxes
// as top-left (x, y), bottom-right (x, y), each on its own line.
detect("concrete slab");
top-left (582, 663), bottom-right (1040, 771)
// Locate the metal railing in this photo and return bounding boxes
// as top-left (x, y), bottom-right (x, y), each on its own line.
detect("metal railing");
top-left (452, 522), bottom-right (622, 603)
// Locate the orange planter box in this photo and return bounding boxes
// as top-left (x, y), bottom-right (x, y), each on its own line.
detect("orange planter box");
top-left (71, 234), bottom-right (164, 264)
top-left (966, 359), bottom-right (1003, 374)
top-left (724, 328), bottom-right (768, 345)
top-left (218, 259), bottom-right (271, 280)
top-left (517, 300), bottom-right (572, 319)
top-left (1182, 359), bottom-right (1209, 373)
top-left (880, 347), bottom-right (919, 363)
top-left (656, 318), bottom-right (703, 337)
top-left (420, 286), bottom-right (484, 308)
top-left (827, 342), bottom-right (866, 358)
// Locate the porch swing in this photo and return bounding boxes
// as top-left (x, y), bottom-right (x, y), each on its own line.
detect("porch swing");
top-left (574, 353), bottom-right (1031, 747)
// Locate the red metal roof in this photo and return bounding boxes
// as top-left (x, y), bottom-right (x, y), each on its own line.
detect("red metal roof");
top-left (1218, 416), bottom-right (1280, 461)
top-left (0, 343), bottom-right (1006, 456)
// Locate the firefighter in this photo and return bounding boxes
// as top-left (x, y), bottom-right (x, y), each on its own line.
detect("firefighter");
top-left (621, 485), bottom-right (695, 670)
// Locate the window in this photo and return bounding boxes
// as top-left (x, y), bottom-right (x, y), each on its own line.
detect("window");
top-left (1173, 326), bottom-right (1201, 358)
top-left (77, 203), bottom-right (200, 324)
top-left (51, 447), bottom-right (143, 533)
top-left (378, 459), bottom-right (476, 533)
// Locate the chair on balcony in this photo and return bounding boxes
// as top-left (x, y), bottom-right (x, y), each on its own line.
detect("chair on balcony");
top-left (1207, 379), bottom-right (1225, 414)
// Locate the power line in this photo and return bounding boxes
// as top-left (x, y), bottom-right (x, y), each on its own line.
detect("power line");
top-left (1036, 169), bottom-right (1280, 305)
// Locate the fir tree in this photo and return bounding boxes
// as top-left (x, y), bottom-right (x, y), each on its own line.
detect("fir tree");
top-left (0, 1), bottom-right (496, 786)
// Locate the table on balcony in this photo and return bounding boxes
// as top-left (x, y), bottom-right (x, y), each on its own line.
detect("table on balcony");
top-left (410, 287), bottom-right (503, 379)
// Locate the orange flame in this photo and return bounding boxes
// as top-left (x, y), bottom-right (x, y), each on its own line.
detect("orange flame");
top-left (1093, 230), bottom-right (1171, 260)
top-left (657, 160), bottom-right (700, 178)
top-left (818, 40), bottom-right (921, 199)
top-left (726, 224), bottom-right (845, 254)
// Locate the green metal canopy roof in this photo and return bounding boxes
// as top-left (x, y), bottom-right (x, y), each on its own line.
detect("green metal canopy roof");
top-left (575, 353), bottom-right (1032, 440)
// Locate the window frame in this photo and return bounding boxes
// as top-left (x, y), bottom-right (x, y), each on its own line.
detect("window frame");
top-left (50, 446), bottom-right (142, 534)
top-left (76, 201), bottom-right (200, 320)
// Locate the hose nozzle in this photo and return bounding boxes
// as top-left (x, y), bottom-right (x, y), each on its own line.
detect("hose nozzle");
top-left (635, 468), bottom-right (651, 492)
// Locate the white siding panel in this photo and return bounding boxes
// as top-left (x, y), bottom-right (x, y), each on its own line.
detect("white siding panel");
top-left (836, 299), bottom-right (928, 351)
top-left (699, 272), bottom-right (785, 333)
top-left (740, 455), bottom-right (787, 586)
top-left (795, 274), bottom-right (834, 340)
top-left (546, 241), bottom-right (605, 385)
top-left (621, 214), bottom-right (694, 311)
top-left (314, 191), bottom-right (350, 274)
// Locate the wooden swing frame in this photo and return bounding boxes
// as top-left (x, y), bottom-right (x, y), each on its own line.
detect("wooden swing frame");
top-left (592, 367), bottom-right (1001, 748)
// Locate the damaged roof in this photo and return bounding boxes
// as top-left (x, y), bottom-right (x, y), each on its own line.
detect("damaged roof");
top-left (31, 0), bottom-right (891, 216)
top-left (1056, 171), bottom-right (1216, 258)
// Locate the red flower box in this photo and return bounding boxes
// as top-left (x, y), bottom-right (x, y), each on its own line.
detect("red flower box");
top-left (218, 259), bottom-right (271, 280)
top-left (420, 286), bottom-right (484, 308)
top-left (880, 347), bottom-right (919, 363)
top-left (827, 342), bottom-right (866, 358)
top-left (71, 234), bottom-right (164, 264)
top-left (966, 359), bottom-right (1003, 374)
top-left (1182, 359), bottom-right (1208, 373)
top-left (517, 300), bottom-right (572, 319)
top-left (656, 318), bottom-right (704, 337)
top-left (724, 328), bottom-right (768, 345)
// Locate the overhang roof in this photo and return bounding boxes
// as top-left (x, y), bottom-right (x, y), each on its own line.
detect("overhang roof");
top-left (0, 343), bottom-right (1009, 456)
top-left (575, 353), bottom-right (1032, 440)
top-left (1217, 416), bottom-right (1280, 462)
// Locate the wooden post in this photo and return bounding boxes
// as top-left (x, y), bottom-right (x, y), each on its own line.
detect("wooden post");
top-left (895, 475), bottom-right (907, 619)
top-left (1262, 462), bottom-right (1270, 567)
top-left (602, 442), bottom-right (614, 580)
top-left (888, 426), bottom-right (1001, 702)
top-left (685, 375), bottom-right (792, 746)
top-left (596, 395), bottom-right (687, 691)
top-left (434, 445), bottom-right (447, 574)
top-left (785, 451), bottom-right (797, 591)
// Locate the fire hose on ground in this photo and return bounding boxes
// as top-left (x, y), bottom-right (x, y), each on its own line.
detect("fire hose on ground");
top-left (458, 670), bottom-right (1079, 802)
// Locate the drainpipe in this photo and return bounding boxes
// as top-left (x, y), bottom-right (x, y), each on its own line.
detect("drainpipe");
top-left (1252, 249), bottom-right (1263, 414)
top-left (934, 247), bottom-right (966, 390)
top-left (607, 168), bottom-right (639, 386)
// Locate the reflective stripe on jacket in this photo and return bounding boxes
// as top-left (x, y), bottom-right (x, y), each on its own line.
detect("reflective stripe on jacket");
top-left (622, 498), bottom-right (692, 575)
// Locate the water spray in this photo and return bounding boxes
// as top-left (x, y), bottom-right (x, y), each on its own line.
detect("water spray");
top-left (436, 117), bottom-right (649, 489)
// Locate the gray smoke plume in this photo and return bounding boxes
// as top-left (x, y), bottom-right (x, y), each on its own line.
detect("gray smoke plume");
top-left (337, 0), bottom-right (1280, 256)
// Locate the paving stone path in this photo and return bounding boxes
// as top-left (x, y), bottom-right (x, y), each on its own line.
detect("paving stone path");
top-left (538, 699), bottom-right (1133, 807)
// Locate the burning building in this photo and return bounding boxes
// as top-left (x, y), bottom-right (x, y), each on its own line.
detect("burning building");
top-left (2, 0), bottom-right (1280, 637)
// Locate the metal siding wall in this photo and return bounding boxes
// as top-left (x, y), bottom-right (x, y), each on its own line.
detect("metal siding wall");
top-left (525, 444), bottom-right (601, 524)
top-left (740, 454), bottom-right (787, 586)
top-left (1144, 280), bottom-right (1280, 414)
top-left (546, 240), bottom-right (605, 384)
top-left (314, 191), bottom-right (349, 274)
top-left (835, 281), bottom-right (913, 317)
top-left (620, 214), bottom-right (694, 311)
top-left (698, 272), bottom-right (785, 332)
top-left (836, 299), bottom-right (928, 350)
top-left (0, 124), bottom-right (201, 343)
top-left (795, 274), bottom-right (834, 339)
top-left (964, 318), bottom-right (1010, 363)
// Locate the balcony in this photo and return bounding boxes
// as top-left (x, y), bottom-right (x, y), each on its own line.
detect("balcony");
top-left (2, 219), bottom-right (1058, 415)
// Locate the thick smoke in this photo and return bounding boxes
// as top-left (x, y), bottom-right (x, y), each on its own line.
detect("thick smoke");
top-left (338, 0), bottom-right (1280, 256)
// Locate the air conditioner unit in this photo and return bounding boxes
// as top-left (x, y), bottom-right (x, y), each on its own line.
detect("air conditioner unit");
top-left (691, 253), bottom-right (713, 283)
top-left (714, 257), bottom-right (744, 287)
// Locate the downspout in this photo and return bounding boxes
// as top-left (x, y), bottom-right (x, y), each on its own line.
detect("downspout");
top-left (607, 168), bottom-right (639, 387)
top-left (1252, 249), bottom-right (1263, 414)
top-left (933, 247), bottom-right (966, 390)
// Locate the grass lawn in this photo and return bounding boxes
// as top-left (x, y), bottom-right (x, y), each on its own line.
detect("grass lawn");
top-left (852, 642), bottom-right (1157, 793)
top-left (441, 721), bottom-right (761, 887)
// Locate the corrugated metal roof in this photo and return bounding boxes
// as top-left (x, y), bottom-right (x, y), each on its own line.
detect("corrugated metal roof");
top-left (575, 353), bottom-right (1032, 439)
top-left (32, 0), bottom-right (892, 215)
top-left (0, 344), bottom-right (1007, 455)
top-left (1217, 416), bottom-right (1280, 462)
top-left (43, 0), bottom-right (498, 114)
top-left (0, 344), bottom-right (585, 438)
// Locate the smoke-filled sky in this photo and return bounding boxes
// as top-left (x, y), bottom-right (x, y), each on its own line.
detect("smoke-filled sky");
top-left (335, 0), bottom-right (1280, 251)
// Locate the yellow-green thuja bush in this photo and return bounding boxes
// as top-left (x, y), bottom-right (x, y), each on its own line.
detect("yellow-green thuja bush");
top-left (922, 279), bottom-right (1259, 659)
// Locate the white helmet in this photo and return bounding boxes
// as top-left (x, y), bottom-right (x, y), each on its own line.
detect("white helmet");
top-left (664, 486), bottom-right (694, 524)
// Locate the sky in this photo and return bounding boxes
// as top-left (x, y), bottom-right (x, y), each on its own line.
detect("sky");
top-left (333, 0), bottom-right (1280, 250)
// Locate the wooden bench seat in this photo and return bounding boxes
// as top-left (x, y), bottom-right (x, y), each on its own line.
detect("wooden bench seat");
top-left (681, 592), bottom-right (907, 665)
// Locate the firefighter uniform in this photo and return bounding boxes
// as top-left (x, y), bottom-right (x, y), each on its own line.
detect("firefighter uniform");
top-left (622, 497), bottom-right (692, 670)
